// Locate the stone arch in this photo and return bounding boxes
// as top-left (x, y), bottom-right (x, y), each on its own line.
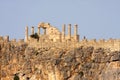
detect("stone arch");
top-left (38, 22), bottom-right (50, 29)
top-left (37, 22), bottom-right (61, 42)
top-left (38, 22), bottom-right (51, 35)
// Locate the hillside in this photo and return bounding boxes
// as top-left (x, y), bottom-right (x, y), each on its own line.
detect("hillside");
top-left (0, 42), bottom-right (120, 80)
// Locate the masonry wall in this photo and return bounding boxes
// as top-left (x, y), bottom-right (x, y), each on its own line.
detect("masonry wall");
top-left (79, 39), bottom-right (120, 51)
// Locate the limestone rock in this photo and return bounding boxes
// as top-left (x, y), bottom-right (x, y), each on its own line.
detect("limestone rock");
top-left (0, 42), bottom-right (120, 80)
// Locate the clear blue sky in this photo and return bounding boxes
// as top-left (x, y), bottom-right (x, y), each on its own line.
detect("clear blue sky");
top-left (0, 0), bottom-right (120, 40)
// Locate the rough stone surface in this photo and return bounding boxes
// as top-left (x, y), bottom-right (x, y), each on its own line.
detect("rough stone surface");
top-left (0, 42), bottom-right (120, 80)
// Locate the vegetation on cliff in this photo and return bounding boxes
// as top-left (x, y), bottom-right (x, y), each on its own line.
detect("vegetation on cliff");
top-left (30, 33), bottom-right (39, 41)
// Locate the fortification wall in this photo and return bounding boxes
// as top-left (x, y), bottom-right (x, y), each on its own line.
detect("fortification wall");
top-left (0, 35), bottom-right (25, 44)
top-left (79, 39), bottom-right (120, 51)
top-left (27, 38), bottom-right (120, 51)
top-left (0, 35), bottom-right (119, 51)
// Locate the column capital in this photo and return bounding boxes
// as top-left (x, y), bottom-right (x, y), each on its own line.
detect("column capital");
top-left (62, 24), bottom-right (66, 26)
top-left (74, 24), bottom-right (78, 26)
top-left (68, 24), bottom-right (71, 26)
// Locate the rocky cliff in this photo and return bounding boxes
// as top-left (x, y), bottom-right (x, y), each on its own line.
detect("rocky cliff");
top-left (0, 42), bottom-right (120, 80)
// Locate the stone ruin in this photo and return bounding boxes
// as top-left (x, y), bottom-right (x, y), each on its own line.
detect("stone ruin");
top-left (23, 22), bottom-right (120, 51)
top-left (25, 22), bottom-right (79, 43)
top-left (0, 22), bottom-right (120, 80)
top-left (0, 22), bottom-right (120, 51)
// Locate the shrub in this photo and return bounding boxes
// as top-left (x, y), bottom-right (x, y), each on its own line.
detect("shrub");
top-left (14, 74), bottom-right (19, 80)
top-left (30, 33), bottom-right (39, 41)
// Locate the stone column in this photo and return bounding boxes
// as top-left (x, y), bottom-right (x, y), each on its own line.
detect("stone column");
top-left (74, 24), bottom-right (79, 42)
top-left (74, 24), bottom-right (78, 41)
top-left (25, 26), bottom-right (28, 42)
top-left (44, 28), bottom-right (46, 35)
top-left (31, 26), bottom-right (34, 35)
top-left (68, 24), bottom-right (71, 39)
top-left (4, 35), bottom-right (9, 42)
top-left (62, 24), bottom-right (65, 41)
top-left (38, 27), bottom-right (40, 36)
top-left (74, 24), bottom-right (78, 36)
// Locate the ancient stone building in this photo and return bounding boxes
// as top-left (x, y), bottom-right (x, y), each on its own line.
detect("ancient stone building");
top-left (25, 22), bottom-right (79, 43)
top-left (23, 22), bottom-right (120, 51)
top-left (0, 22), bottom-right (119, 51)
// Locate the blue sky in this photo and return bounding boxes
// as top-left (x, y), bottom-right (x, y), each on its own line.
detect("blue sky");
top-left (0, 0), bottom-right (120, 40)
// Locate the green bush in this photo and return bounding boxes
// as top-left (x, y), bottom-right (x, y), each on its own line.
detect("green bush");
top-left (14, 74), bottom-right (19, 80)
top-left (30, 33), bottom-right (39, 41)
top-left (79, 71), bottom-right (84, 77)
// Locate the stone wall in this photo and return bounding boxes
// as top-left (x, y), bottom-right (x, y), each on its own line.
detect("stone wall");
top-left (79, 39), bottom-right (120, 51)
top-left (0, 35), bottom-right (120, 51)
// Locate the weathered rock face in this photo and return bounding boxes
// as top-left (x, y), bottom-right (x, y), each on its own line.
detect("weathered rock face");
top-left (0, 42), bottom-right (120, 80)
